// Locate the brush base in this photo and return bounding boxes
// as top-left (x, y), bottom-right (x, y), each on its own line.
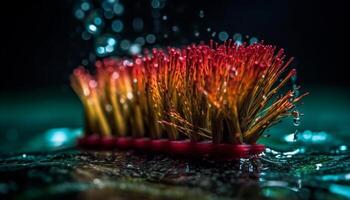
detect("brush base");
top-left (77, 136), bottom-right (265, 159)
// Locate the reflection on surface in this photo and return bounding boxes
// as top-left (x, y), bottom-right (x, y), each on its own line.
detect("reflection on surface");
top-left (1, 150), bottom-right (350, 199)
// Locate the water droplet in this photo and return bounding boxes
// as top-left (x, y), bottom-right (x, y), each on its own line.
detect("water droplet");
top-left (292, 110), bottom-right (301, 127)
top-left (315, 163), bottom-right (322, 170)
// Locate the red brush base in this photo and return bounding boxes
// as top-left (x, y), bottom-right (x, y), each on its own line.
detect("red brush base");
top-left (77, 136), bottom-right (265, 159)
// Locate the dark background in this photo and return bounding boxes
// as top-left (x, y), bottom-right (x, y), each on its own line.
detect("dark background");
top-left (0, 0), bottom-right (346, 92)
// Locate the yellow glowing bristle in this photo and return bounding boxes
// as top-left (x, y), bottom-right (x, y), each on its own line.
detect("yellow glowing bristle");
top-left (71, 41), bottom-right (307, 144)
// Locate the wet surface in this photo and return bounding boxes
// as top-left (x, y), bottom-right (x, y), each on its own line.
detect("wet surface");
top-left (1, 150), bottom-right (350, 200)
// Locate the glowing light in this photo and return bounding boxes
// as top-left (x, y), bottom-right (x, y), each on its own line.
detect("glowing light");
top-left (47, 129), bottom-right (68, 147)
top-left (129, 44), bottom-right (141, 55)
top-left (96, 46), bottom-right (106, 55)
top-left (284, 133), bottom-right (295, 142)
top-left (88, 24), bottom-right (97, 33)
top-left (107, 38), bottom-right (116, 46)
top-left (340, 145), bottom-right (347, 151)
top-left (329, 184), bottom-right (350, 199)
top-left (127, 92), bottom-right (134, 100)
top-left (105, 45), bottom-right (114, 53)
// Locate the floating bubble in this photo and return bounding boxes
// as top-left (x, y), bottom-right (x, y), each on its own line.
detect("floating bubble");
top-left (95, 35), bottom-right (117, 56)
top-left (249, 37), bottom-right (258, 44)
top-left (146, 34), bottom-right (156, 44)
top-left (105, 45), bottom-right (114, 53)
top-left (199, 10), bottom-right (204, 18)
top-left (194, 31), bottom-right (200, 37)
top-left (113, 3), bottom-right (124, 15)
top-left (85, 11), bottom-right (104, 35)
top-left (81, 2), bottom-right (91, 11)
top-left (120, 39), bottom-right (131, 50)
top-left (81, 31), bottom-right (92, 40)
top-left (96, 46), bottom-right (106, 55)
top-left (74, 9), bottom-right (85, 20)
top-left (107, 38), bottom-right (116, 46)
top-left (135, 37), bottom-right (145, 46)
top-left (162, 15), bottom-right (168, 20)
top-left (94, 17), bottom-right (103, 25)
top-left (218, 31), bottom-right (229, 41)
top-left (151, 0), bottom-right (160, 9)
top-left (129, 44), bottom-right (141, 55)
top-left (102, 0), bottom-right (115, 11)
top-left (104, 10), bottom-right (114, 19)
top-left (111, 20), bottom-right (123, 32)
top-left (233, 33), bottom-right (242, 42)
top-left (172, 25), bottom-right (179, 32)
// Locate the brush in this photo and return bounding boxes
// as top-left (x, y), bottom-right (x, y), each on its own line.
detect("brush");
top-left (71, 40), bottom-right (307, 159)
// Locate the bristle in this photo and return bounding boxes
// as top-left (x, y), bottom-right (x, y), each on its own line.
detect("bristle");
top-left (71, 41), bottom-right (307, 144)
